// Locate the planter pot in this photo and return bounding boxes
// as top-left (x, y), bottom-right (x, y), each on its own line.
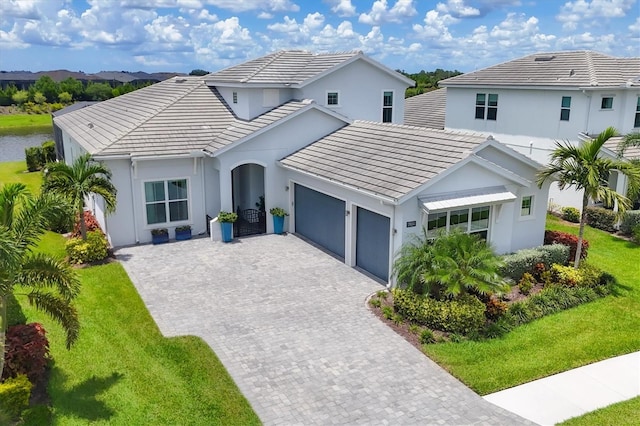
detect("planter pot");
top-left (273, 215), bottom-right (285, 234)
top-left (152, 234), bottom-right (169, 245)
top-left (220, 222), bottom-right (233, 242)
top-left (175, 229), bottom-right (192, 241)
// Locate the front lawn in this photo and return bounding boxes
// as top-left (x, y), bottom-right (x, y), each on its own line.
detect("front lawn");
top-left (0, 113), bottom-right (52, 130)
top-left (424, 215), bottom-right (640, 395)
top-left (560, 396), bottom-right (640, 425)
top-left (0, 161), bottom-right (42, 193)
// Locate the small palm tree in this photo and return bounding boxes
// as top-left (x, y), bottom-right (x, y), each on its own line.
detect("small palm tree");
top-left (393, 227), bottom-right (436, 295)
top-left (537, 127), bottom-right (640, 267)
top-left (43, 154), bottom-right (117, 240)
top-left (0, 183), bottom-right (80, 377)
top-left (617, 132), bottom-right (640, 202)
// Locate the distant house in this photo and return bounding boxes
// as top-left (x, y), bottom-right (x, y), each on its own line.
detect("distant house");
top-left (54, 50), bottom-right (549, 284)
top-left (406, 50), bottom-right (640, 210)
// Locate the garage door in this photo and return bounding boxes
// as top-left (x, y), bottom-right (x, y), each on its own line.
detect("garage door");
top-left (356, 207), bottom-right (390, 281)
top-left (294, 184), bottom-right (345, 259)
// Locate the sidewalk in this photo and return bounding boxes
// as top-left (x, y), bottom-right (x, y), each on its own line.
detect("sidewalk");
top-left (484, 351), bottom-right (640, 425)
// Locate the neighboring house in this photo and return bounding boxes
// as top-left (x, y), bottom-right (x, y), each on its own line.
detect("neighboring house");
top-left (408, 51), bottom-right (640, 210)
top-left (404, 88), bottom-right (446, 129)
top-left (54, 50), bottom-right (549, 284)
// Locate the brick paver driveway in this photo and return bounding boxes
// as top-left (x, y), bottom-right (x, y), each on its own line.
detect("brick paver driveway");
top-left (117, 234), bottom-right (529, 425)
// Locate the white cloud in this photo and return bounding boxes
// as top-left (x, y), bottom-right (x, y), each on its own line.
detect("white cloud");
top-left (201, 0), bottom-right (299, 13)
top-left (556, 0), bottom-right (636, 30)
top-left (436, 0), bottom-right (480, 18)
top-left (325, 0), bottom-right (356, 17)
top-left (413, 10), bottom-right (458, 42)
top-left (257, 12), bottom-right (273, 19)
top-left (359, 0), bottom-right (417, 25)
top-left (190, 16), bottom-right (260, 67)
top-left (629, 16), bottom-right (640, 33)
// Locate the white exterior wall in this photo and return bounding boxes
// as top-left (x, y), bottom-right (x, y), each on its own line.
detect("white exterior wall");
top-left (99, 159), bottom-right (134, 247)
top-left (217, 86), bottom-right (295, 120)
top-left (215, 108), bottom-right (347, 233)
top-left (298, 60), bottom-right (409, 123)
top-left (585, 88), bottom-right (640, 134)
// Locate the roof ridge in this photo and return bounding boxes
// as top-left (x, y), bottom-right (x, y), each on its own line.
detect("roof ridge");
top-left (100, 77), bottom-right (206, 153)
top-left (241, 51), bottom-right (287, 83)
top-left (585, 51), bottom-right (598, 86)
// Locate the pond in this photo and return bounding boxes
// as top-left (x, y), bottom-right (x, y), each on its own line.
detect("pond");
top-left (0, 128), bottom-right (54, 162)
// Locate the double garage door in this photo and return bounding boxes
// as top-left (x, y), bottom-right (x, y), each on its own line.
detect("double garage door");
top-left (294, 184), bottom-right (390, 281)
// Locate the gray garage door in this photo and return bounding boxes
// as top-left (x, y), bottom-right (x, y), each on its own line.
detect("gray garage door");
top-left (356, 207), bottom-right (390, 281)
top-left (294, 184), bottom-right (345, 259)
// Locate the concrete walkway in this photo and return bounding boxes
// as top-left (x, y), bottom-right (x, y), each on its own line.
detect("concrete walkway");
top-left (485, 351), bottom-right (640, 425)
top-left (116, 234), bottom-right (530, 425)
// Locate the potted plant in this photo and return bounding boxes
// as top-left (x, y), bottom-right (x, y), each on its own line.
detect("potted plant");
top-left (218, 211), bottom-right (238, 243)
top-left (269, 207), bottom-right (288, 235)
top-left (151, 228), bottom-right (169, 245)
top-left (175, 225), bottom-right (192, 241)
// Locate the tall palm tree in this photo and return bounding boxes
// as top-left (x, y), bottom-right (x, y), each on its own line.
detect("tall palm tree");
top-left (43, 154), bottom-right (117, 240)
top-left (537, 127), bottom-right (640, 267)
top-left (0, 183), bottom-right (80, 377)
top-left (617, 131), bottom-right (640, 203)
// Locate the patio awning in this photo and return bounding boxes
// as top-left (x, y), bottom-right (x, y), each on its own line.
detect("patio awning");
top-left (420, 186), bottom-right (516, 213)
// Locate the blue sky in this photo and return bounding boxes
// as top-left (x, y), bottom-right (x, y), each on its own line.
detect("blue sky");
top-left (1, 0), bottom-right (639, 74)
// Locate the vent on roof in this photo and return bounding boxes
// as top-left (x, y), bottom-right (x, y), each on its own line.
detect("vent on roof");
top-left (534, 55), bottom-right (556, 62)
top-left (175, 78), bottom-right (187, 83)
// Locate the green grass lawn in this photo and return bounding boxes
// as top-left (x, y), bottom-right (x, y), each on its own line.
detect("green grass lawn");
top-left (0, 113), bottom-right (52, 130)
top-left (0, 161), bottom-right (42, 193)
top-left (425, 215), bottom-right (640, 395)
top-left (560, 396), bottom-right (640, 425)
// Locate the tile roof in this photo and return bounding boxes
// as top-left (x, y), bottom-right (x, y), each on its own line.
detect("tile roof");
top-left (404, 88), bottom-right (446, 129)
top-left (439, 51), bottom-right (640, 88)
top-left (604, 135), bottom-right (640, 159)
top-left (279, 121), bottom-right (487, 201)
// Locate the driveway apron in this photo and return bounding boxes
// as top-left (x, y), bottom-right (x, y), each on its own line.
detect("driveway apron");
top-left (117, 234), bottom-right (531, 425)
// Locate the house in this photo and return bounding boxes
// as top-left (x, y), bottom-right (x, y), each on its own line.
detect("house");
top-left (407, 51), bottom-right (640, 209)
top-left (54, 50), bottom-right (549, 284)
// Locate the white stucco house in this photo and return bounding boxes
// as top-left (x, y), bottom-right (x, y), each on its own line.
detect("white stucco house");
top-left (54, 50), bottom-right (550, 284)
top-left (405, 51), bottom-right (640, 210)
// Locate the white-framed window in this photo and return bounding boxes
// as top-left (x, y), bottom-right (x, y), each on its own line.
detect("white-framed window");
top-left (144, 178), bottom-right (189, 225)
top-left (475, 93), bottom-right (498, 120)
top-left (326, 90), bottom-right (339, 106)
top-left (263, 89), bottom-right (279, 107)
top-left (520, 195), bottom-right (534, 217)
top-left (382, 90), bottom-right (393, 123)
top-left (601, 96), bottom-right (613, 110)
top-left (560, 96), bottom-right (571, 121)
top-left (232, 91), bottom-right (238, 104)
top-left (426, 206), bottom-right (491, 239)
top-left (634, 97), bottom-right (640, 128)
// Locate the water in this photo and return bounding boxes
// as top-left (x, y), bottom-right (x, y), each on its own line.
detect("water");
top-left (0, 129), bottom-right (54, 162)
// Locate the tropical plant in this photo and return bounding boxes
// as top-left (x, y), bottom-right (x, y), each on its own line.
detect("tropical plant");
top-left (0, 183), bottom-right (80, 378)
top-left (393, 227), bottom-right (436, 295)
top-left (537, 127), bottom-right (640, 267)
top-left (217, 211), bottom-right (238, 223)
top-left (617, 131), bottom-right (640, 202)
top-left (43, 154), bottom-right (117, 240)
top-left (269, 207), bottom-right (288, 217)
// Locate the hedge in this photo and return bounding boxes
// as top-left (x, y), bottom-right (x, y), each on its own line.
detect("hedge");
top-left (544, 230), bottom-right (589, 262)
top-left (499, 244), bottom-right (569, 281)
top-left (66, 230), bottom-right (109, 264)
top-left (620, 210), bottom-right (640, 235)
top-left (0, 375), bottom-right (32, 420)
top-left (585, 206), bottom-right (617, 232)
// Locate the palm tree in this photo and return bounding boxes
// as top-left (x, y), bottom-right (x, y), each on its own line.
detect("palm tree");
top-left (537, 127), bottom-right (640, 267)
top-left (617, 132), bottom-right (640, 203)
top-left (393, 227), bottom-right (436, 295)
top-left (43, 154), bottom-right (117, 240)
top-left (0, 183), bottom-right (80, 377)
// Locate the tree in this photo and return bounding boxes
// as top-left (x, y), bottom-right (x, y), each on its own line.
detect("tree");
top-left (85, 82), bottom-right (113, 101)
top-left (59, 77), bottom-right (84, 100)
top-left (537, 127), bottom-right (640, 267)
top-left (58, 91), bottom-right (73, 104)
top-left (617, 132), bottom-right (640, 203)
top-left (11, 90), bottom-right (28, 105)
top-left (33, 75), bottom-right (59, 103)
top-left (0, 183), bottom-right (80, 377)
top-left (189, 69), bottom-right (209, 76)
top-left (33, 91), bottom-right (46, 105)
top-left (43, 154), bottom-right (117, 240)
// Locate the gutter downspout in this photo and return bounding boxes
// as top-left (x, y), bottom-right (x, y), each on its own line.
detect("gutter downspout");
top-left (582, 89), bottom-right (592, 134)
top-left (130, 159), bottom-right (140, 244)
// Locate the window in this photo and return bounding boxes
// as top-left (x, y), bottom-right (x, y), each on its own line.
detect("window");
top-left (232, 92), bottom-right (238, 104)
top-left (601, 96), bottom-right (613, 109)
top-left (426, 206), bottom-right (491, 238)
top-left (475, 93), bottom-right (498, 120)
top-left (635, 97), bottom-right (640, 128)
top-left (144, 179), bottom-right (189, 225)
top-left (327, 91), bottom-right (339, 106)
top-left (560, 96), bottom-right (571, 121)
top-left (521, 195), bottom-right (533, 217)
top-left (382, 91), bottom-right (393, 122)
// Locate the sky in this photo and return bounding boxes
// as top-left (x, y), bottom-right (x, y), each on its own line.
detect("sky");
top-left (0, 0), bottom-right (639, 74)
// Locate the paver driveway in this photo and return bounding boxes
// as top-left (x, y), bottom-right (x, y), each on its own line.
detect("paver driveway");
top-left (117, 234), bottom-right (530, 425)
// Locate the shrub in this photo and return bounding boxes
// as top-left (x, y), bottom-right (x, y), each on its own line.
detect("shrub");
top-left (2, 323), bottom-right (50, 383)
top-left (484, 296), bottom-right (508, 321)
top-left (550, 263), bottom-right (611, 290)
top-left (419, 329), bottom-right (435, 344)
top-left (392, 313), bottom-right (404, 325)
top-left (499, 244), bottom-right (569, 281)
top-left (550, 264), bottom-right (582, 287)
top-left (381, 306), bottom-right (394, 320)
top-left (47, 198), bottom-right (75, 234)
top-left (620, 210), bottom-right (640, 235)
top-left (369, 298), bottom-right (381, 308)
top-left (71, 210), bottom-right (103, 238)
top-left (0, 375), bottom-right (32, 420)
top-left (633, 225), bottom-right (640, 245)
top-left (66, 230), bottom-right (109, 264)
top-left (25, 146), bottom-right (43, 172)
top-left (544, 230), bottom-right (589, 261)
top-left (561, 206), bottom-right (581, 223)
top-left (518, 273), bottom-right (535, 295)
top-left (41, 140), bottom-right (56, 163)
top-left (585, 206), bottom-right (617, 232)
top-left (537, 244), bottom-right (570, 266)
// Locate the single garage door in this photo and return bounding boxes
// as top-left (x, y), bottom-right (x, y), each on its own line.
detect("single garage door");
top-left (294, 184), bottom-right (345, 259)
top-left (356, 207), bottom-right (390, 281)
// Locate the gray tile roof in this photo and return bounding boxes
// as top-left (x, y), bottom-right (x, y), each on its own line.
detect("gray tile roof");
top-left (604, 135), bottom-right (640, 159)
top-left (279, 121), bottom-right (487, 201)
top-left (404, 88), bottom-right (446, 129)
top-left (439, 51), bottom-right (640, 88)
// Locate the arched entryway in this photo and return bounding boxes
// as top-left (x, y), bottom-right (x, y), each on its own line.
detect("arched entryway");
top-left (231, 163), bottom-right (266, 237)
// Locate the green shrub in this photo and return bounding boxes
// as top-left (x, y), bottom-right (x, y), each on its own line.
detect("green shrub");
top-left (369, 298), bottom-right (381, 308)
top-left (537, 244), bottom-right (570, 266)
top-left (381, 306), bottom-right (394, 320)
top-left (620, 210), bottom-right (640, 235)
top-left (562, 206), bottom-right (581, 223)
top-left (25, 146), bottom-right (43, 172)
top-left (585, 206), bottom-right (617, 232)
top-left (500, 244), bottom-right (569, 281)
top-left (46, 198), bottom-right (75, 234)
top-left (518, 273), bottom-right (535, 295)
top-left (41, 140), bottom-right (56, 163)
top-left (550, 263), bottom-right (611, 289)
top-left (0, 375), bottom-right (32, 420)
top-left (633, 225), bottom-right (640, 244)
top-left (65, 230), bottom-right (109, 264)
top-left (420, 329), bottom-right (435, 344)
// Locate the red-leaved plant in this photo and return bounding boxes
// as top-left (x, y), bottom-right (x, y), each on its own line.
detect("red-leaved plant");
top-left (544, 230), bottom-right (589, 262)
top-left (2, 323), bottom-right (51, 383)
